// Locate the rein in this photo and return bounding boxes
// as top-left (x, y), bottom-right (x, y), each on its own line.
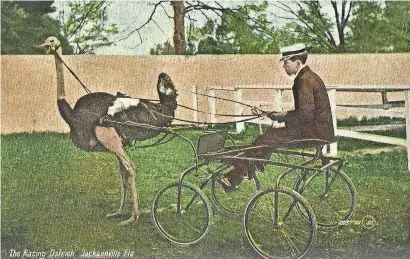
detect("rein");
top-left (53, 50), bottom-right (263, 125)
top-left (193, 91), bottom-right (257, 110)
top-left (106, 99), bottom-right (260, 125)
top-left (142, 99), bottom-right (257, 118)
top-left (53, 50), bottom-right (92, 94)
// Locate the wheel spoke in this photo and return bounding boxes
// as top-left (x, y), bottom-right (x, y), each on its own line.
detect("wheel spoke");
top-left (295, 169), bottom-right (356, 229)
top-left (281, 228), bottom-right (308, 246)
top-left (245, 188), bottom-right (316, 259)
top-left (152, 182), bottom-right (211, 245)
top-left (180, 215), bottom-right (205, 234)
top-left (282, 231), bottom-right (301, 256)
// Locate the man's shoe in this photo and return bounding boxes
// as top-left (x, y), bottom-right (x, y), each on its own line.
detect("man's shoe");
top-left (218, 177), bottom-right (238, 193)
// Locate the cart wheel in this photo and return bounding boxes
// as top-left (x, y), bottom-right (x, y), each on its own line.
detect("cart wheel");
top-left (294, 169), bottom-right (356, 230)
top-left (152, 182), bottom-right (212, 245)
top-left (244, 187), bottom-right (317, 259)
top-left (210, 176), bottom-right (259, 215)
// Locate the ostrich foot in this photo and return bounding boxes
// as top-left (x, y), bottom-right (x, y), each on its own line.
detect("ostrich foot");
top-left (106, 210), bottom-right (124, 218)
top-left (119, 212), bottom-right (139, 226)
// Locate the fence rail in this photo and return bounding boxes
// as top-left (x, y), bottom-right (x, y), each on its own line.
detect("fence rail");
top-left (205, 85), bottom-right (410, 170)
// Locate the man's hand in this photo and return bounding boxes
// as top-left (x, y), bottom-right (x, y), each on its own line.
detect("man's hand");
top-left (268, 111), bottom-right (287, 121)
top-left (251, 107), bottom-right (287, 121)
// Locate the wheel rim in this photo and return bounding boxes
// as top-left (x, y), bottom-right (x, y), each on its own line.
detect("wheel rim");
top-left (152, 182), bottom-right (211, 245)
top-left (244, 188), bottom-right (317, 259)
top-left (294, 169), bottom-right (356, 230)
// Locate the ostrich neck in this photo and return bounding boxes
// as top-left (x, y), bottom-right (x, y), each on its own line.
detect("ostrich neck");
top-left (54, 48), bottom-right (66, 100)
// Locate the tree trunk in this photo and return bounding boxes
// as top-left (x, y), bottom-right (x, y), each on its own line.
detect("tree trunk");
top-left (171, 1), bottom-right (185, 55)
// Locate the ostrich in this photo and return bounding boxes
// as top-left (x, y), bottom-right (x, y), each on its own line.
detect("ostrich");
top-left (40, 36), bottom-right (178, 225)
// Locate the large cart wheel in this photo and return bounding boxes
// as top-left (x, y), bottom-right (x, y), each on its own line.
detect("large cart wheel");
top-left (244, 187), bottom-right (317, 259)
top-left (152, 182), bottom-right (212, 245)
top-left (294, 169), bottom-right (356, 230)
top-left (210, 176), bottom-right (260, 215)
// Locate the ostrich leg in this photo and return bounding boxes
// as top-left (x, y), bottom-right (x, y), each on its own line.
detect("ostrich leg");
top-left (95, 126), bottom-right (140, 225)
top-left (117, 152), bottom-right (139, 226)
top-left (106, 158), bottom-right (128, 218)
top-left (121, 157), bottom-right (139, 225)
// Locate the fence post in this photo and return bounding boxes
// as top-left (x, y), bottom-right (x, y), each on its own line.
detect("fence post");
top-left (326, 88), bottom-right (338, 155)
top-left (405, 90), bottom-right (410, 171)
top-left (273, 89), bottom-right (283, 111)
top-left (192, 85), bottom-right (198, 124)
top-left (208, 88), bottom-right (217, 125)
top-left (235, 88), bottom-right (245, 133)
top-left (272, 89), bottom-right (284, 128)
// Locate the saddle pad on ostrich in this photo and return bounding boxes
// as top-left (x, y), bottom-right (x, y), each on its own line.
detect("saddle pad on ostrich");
top-left (196, 131), bottom-right (227, 155)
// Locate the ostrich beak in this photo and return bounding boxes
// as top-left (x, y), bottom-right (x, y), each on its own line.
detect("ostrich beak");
top-left (40, 42), bottom-right (51, 54)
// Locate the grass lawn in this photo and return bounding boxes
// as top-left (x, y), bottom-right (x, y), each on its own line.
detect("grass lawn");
top-left (1, 127), bottom-right (410, 259)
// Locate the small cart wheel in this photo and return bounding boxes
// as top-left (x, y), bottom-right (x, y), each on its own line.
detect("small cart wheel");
top-left (294, 169), bottom-right (356, 230)
top-left (244, 187), bottom-right (317, 259)
top-left (152, 182), bottom-right (212, 245)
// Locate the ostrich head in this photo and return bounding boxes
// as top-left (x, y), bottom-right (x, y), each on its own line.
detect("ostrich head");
top-left (157, 73), bottom-right (178, 115)
top-left (157, 73), bottom-right (178, 103)
top-left (40, 36), bottom-right (61, 54)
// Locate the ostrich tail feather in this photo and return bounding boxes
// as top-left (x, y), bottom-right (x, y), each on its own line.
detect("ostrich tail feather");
top-left (57, 99), bottom-right (74, 127)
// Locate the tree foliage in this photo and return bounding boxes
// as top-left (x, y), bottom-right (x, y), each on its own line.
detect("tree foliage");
top-left (385, 1), bottom-right (410, 52)
top-left (1, 1), bottom-right (72, 55)
top-left (3, 0), bottom-right (408, 55)
top-left (270, 0), bottom-right (410, 53)
top-left (272, 1), bottom-right (354, 53)
top-left (58, 1), bottom-right (118, 54)
top-left (150, 1), bottom-right (296, 55)
top-left (150, 40), bottom-right (175, 55)
top-left (348, 1), bottom-right (410, 53)
top-left (149, 0), bottom-right (349, 55)
top-left (188, 3), bottom-right (295, 54)
top-left (128, 1), bottom-right (265, 55)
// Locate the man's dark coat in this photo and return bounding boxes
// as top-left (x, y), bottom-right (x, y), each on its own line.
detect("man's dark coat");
top-left (276, 65), bottom-right (335, 142)
top-left (231, 65), bottom-right (336, 179)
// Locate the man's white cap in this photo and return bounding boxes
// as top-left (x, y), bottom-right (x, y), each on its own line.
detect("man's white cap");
top-left (279, 43), bottom-right (307, 61)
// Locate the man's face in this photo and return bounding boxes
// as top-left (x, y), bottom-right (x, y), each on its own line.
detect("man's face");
top-left (282, 59), bottom-right (300, 76)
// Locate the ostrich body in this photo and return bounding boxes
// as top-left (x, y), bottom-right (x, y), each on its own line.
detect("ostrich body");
top-left (41, 37), bottom-right (177, 225)
top-left (59, 85), bottom-right (176, 152)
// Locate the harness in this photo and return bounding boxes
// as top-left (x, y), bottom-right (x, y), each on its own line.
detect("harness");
top-left (53, 49), bottom-right (263, 127)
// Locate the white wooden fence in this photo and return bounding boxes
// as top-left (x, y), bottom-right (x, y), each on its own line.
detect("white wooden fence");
top-left (201, 85), bottom-right (410, 170)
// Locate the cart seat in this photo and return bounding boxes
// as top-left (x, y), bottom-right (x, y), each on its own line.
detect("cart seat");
top-left (197, 131), bottom-right (227, 155)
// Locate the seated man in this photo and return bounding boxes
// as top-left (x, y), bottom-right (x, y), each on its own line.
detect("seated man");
top-left (220, 43), bottom-right (336, 191)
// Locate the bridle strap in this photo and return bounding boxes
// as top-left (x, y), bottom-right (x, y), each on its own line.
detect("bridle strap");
top-left (53, 49), bottom-right (92, 94)
top-left (52, 51), bottom-right (263, 125)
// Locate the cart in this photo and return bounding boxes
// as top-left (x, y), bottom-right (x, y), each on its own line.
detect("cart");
top-left (151, 130), bottom-right (356, 259)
